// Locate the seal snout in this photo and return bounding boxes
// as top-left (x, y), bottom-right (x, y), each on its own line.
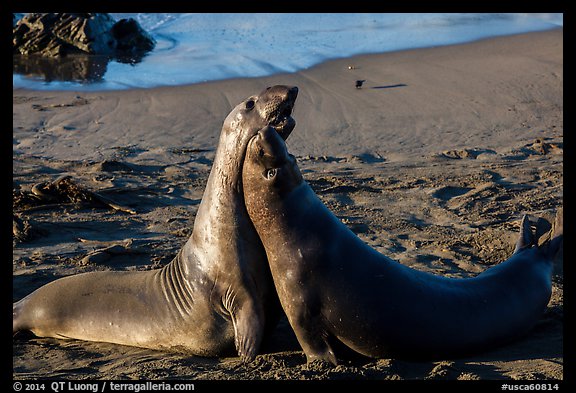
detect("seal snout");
top-left (286, 86), bottom-right (298, 102)
top-left (283, 86), bottom-right (298, 116)
top-left (264, 85), bottom-right (298, 102)
top-left (253, 126), bottom-right (291, 168)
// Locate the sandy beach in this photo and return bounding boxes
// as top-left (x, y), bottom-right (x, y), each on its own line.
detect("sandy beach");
top-left (13, 28), bottom-right (563, 381)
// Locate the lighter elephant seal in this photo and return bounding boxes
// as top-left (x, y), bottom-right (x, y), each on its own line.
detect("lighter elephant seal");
top-left (242, 126), bottom-right (563, 365)
top-left (13, 85), bottom-right (299, 361)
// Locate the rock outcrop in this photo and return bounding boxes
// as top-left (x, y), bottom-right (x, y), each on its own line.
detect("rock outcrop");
top-left (13, 13), bottom-right (155, 59)
top-left (13, 13), bottom-right (156, 83)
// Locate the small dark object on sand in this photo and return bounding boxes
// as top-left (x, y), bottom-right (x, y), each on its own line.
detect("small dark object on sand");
top-left (355, 80), bottom-right (366, 89)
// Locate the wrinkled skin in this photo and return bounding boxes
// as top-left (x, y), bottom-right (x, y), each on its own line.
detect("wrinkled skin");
top-left (242, 126), bottom-right (562, 365)
top-left (13, 85), bottom-right (298, 362)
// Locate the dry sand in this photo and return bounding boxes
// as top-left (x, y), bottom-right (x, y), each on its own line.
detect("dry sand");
top-left (13, 29), bottom-right (563, 381)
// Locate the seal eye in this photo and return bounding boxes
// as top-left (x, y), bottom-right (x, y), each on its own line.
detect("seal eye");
top-left (245, 100), bottom-right (255, 110)
top-left (265, 168), bottom-right (277, 180)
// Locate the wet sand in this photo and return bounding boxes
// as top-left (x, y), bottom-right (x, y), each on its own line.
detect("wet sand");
top-left (13, 28), bottom-right (563, 381)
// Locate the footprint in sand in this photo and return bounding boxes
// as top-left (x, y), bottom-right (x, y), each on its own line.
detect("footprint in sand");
top-left (432, 186), bottom-right (473, 202)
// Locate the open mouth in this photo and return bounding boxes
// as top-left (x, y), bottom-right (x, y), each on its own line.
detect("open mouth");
top-left (266, 102), bottom-right (296, 140)
top-left (259, 85), bottom-right (298, 139)
top-left (269, 104), bottom-right (293, 129)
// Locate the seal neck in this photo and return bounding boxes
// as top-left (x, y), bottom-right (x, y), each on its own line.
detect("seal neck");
top-left (202, 135), bottom-right (247, 207)
top-left (188, 132), bottom-right (250, 256)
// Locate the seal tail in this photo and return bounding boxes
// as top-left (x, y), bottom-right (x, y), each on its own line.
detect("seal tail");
top-left (12, 295), bottom-right (36, 337)
top-left (13, 298), bottom-right (26, 335)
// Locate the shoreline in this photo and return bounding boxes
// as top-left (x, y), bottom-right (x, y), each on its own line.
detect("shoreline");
top-left (13, 28), bottom-right (563, 380)
top-left (13, 20), bottom-right (563, 92)
top-left (13, 27), bottom-right (564, 94)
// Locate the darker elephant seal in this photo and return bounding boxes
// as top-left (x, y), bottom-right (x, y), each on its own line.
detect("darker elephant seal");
top-left (242, 126), bottom-right (563, 365)
top-left (13, 85), bottom-right (299, 362)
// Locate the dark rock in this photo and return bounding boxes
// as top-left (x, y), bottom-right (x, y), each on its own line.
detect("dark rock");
top-left (13, 13), bottom-right (155, 58)
top-left (13, 13), bottom-right (156, 83)
top-left (13, 13), bottom-right (115, 56)
top-left (111, 18), bottom-right (156, 56)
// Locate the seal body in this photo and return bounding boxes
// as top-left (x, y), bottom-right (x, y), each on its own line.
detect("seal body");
top-left (242, 126), bottom-right (562, 365)
top-left (13, 85), bottom-right (298, 361)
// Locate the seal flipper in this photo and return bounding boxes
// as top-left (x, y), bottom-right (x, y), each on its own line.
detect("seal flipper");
top-left (513, 211), bottom-right (563, 260)
top-left (300, 332), bottom-right (338, 366)
top-left (546, 208), bottom-right (563, 260)
top-left (233, 320), bottom-right (260, 362)
top-left (289, 313), bottom-right (338, 366)
top-left (514, 214), bottom-right (536, 254)
top-left (231, 302), bottom-right (264, 362)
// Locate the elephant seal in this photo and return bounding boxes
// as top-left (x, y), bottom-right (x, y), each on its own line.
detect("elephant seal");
top-left (13, 85), bottom-right (299, 362)
top-left (242, 126), bottom-right (563, 365)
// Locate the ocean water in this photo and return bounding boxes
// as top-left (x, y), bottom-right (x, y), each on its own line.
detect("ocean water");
top-left (12, 13), bottom-right (563, 91)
